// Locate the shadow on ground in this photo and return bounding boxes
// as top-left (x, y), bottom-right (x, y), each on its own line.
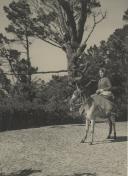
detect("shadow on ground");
top-left (47, 173), bottom-right (96, 176)
top-left (111, 136), bottom-right (127, 143)
top-left (50, 125), bottom-right (66, 129)
top-left (0, 169), bottom-right (41, 176)
top-left (66, 173), bottom-right (96, 176)
top-left (89, 136), bottom-right (128, 145)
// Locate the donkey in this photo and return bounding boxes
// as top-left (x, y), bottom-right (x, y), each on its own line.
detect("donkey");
top-left (70, 87), bottom-right (117, 145)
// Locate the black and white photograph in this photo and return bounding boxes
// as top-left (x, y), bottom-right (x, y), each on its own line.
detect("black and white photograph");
top-left (0, 0), bottom-right (127, 176)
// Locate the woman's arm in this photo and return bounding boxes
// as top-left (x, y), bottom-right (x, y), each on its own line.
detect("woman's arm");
top-left (96, 77), bottom-right (112, 93)
top-left (96, 80), bottom-right (100, 94)
top-left (103, 78), bottom-right (112, 91)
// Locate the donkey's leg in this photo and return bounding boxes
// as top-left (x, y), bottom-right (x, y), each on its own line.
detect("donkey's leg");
top-left (90, 119), bottom-right (95, 145)
top-left (113, 122), bottom-right (116, 140)
top-left (107, 117), bottom-right (112, 139)
top-left (111, 114), bottom-right (116, 139)
top-left (81, 119), bottom-right (89, 143)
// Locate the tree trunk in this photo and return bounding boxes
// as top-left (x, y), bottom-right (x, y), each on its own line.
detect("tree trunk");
top-left (65, 43), bottom-right (81, 82)
top-left (26, 34), bottom-right (31, 84)
top-left (25, 27), bottom-right (32, 101)
top-left (66, 49), bottom-right (76, 79)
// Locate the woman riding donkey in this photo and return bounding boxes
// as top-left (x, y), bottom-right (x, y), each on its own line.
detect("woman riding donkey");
top-left (70, 67), bottom-right (117, 145)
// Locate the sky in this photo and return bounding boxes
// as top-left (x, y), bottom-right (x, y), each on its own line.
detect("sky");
top-left (0, 0), bottom-right (128, 81)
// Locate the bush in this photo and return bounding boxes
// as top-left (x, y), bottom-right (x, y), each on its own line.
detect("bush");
top-left (0, 96), bottom-right (82, 131)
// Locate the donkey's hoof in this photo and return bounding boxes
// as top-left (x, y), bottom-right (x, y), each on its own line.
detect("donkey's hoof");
top-left (89, 142), bottom-right (93, 145)
top-left (80, 139), bottom-right (85, 143)
top-left (106, 136), bottom-right (111, 139)
top-left (114, 133), bottom-right (117, 140)
top-left (114, 136), bottom-right (117, 140)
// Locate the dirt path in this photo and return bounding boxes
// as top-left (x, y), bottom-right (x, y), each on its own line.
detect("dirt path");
top-left (0, 122), bottom-right (127, 176)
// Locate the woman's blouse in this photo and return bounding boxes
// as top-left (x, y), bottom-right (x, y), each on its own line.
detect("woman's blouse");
top-left (98, 77), bottom-right (112, 91)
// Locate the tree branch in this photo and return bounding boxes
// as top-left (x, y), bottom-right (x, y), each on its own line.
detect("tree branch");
top-left (77, 0), bottom-right (88, 44)
top-left (56, 17), bottom-right (65, 37)
top-left (4, 69), bottom-right (68, 75)
top-left (36, 35), bottom-right (62, 48)
top-left (77, 11), bottom-right (106, 56)
top-left (58, 0), bottom-right (77, 42)
top-left (56, 0), bottom-right (69, 35)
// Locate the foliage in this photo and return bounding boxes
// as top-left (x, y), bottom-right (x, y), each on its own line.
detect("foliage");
top-left (123, 9), bottom-right (128, 22)
top-left (29, 0), bottom-right (106, 78)
top-left (0, 75), bottom-right (74, 130)
top-left (0, 80), bottom-right (78, 131)
top-left (0, 1), bottom-right (40, 99)
top-left (30, 0), bottom-right (102, 46)
top-left (3, 0), bottom-right (38, 87)
top-left (0, 46), bottom-right (38, 98)
top-left (0, 3), bottom-right (127, 131)
top-left (36, 75), bottom-right (73, 113)
top-left (0, 69), bottom-right (11, 92)
top-left (4, 0), bottom-right (35, 40)
top-left (75, 25), bottom-right (128, 120)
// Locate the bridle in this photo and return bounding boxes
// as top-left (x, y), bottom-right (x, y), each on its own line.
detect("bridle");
top-left (70, 83), bottom-right (83, 111)
top-left (70, 80), bottom-right (95, 111)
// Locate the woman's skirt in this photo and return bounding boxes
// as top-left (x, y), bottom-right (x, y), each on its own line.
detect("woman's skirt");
top-left (91, 93), bottom-right (115, 114)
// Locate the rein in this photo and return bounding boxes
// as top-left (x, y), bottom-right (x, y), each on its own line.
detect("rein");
top-left (70, 83), bottom-right (84, 111)
top-left (70, 83), bottom-right (93, 112)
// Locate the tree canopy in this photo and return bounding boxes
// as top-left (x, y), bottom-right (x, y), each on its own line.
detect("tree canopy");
top-left (123, 9), bottom-right (128, 22)
top-left (29, 0), bottom-right (106, 78)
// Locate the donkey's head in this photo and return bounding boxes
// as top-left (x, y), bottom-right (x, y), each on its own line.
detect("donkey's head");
top-left (69, 79), bottom-right (96, 111)
top-left (69, 87), bottom-right (82, 111)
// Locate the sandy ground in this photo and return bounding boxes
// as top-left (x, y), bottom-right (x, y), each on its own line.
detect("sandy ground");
top-left (0, 122), bottom-right (127, 176)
